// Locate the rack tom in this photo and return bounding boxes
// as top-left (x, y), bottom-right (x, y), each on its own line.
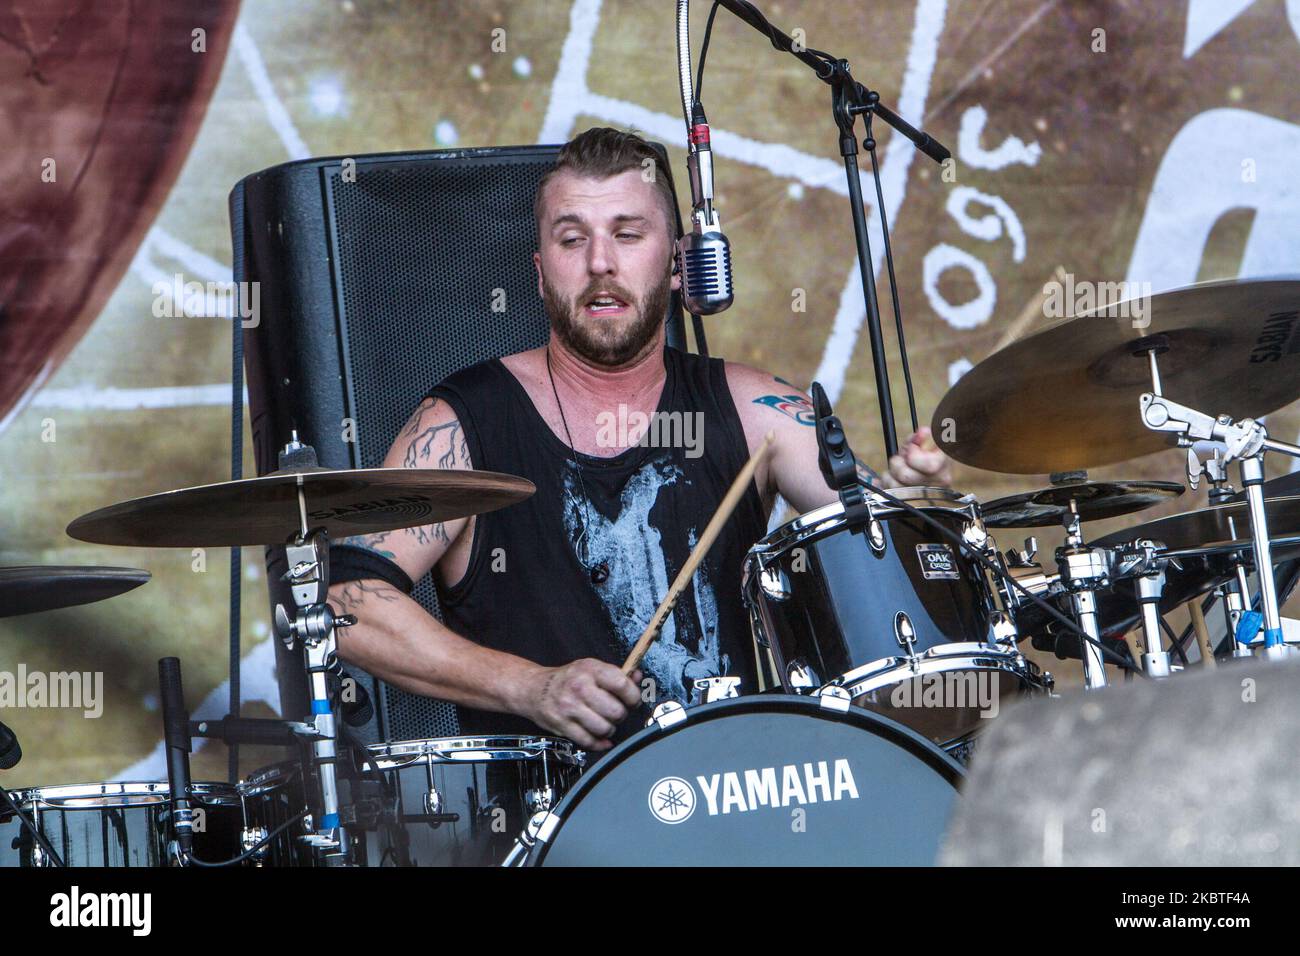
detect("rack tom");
top-left (744, 487), bottom-right (1047, 748)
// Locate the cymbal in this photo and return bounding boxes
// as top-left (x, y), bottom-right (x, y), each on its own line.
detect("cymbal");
top-left (981, 480), bottom-right (1183, 528)
top-left (932, 278), bottom-right (1300, 474)
top-left (0, 566), bottom-right (150, 618)
top-left (66, 468), bottom-right (535, 548)
top-left (1091, 495), bottom-right (1300, 554)
top-left (1226, 469), bottom-right (1300, 502)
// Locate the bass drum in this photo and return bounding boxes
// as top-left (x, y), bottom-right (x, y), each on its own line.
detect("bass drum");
top-left (0, 781), bottom-right (244, 867)
top-left (513, 695), bottom-right (962, 866)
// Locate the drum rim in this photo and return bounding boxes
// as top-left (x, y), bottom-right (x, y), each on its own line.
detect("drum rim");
top-left (238, 736), bottom-right (586, 796)
top-left (748, 488), bottom-right (977, 562)
top-left (832, 642), bottom-right (1040, 690)
top-left (364, 734), bottom-right (584, 769)
top-left (8, 780), bottom-right (241, 809)
top-left (523, 693), bottom-right (963, 865)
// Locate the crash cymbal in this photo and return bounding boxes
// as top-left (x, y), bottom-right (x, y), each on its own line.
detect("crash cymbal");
top-left (66, 468), bottom-right (535, 548)
top-left (932, 278), bottom-right (1300, 474)
top-left (0, 566), bottom-right (150, 618)
top-left (982, 479), bottom-right (1184, 528)
top-left (1091, 495), bottom-right (1300, 554)
top-left (1226, 468), bottom-right (1300, 502)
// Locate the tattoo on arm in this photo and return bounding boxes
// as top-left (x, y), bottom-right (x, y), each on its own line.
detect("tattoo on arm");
top-left (751, 391), bottom-right (815, 426)
top-left (854, 456), bottom-right (882, 486)
top-left (337, 530), bottom-right (397, 560)
top-left (394, 396), bottom-right (469, 547)
top-left (333, 578), bottom-right (402, 613)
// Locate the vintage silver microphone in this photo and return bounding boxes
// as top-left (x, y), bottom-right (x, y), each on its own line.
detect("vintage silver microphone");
top-left (676, 0), bottom-right (734, 315)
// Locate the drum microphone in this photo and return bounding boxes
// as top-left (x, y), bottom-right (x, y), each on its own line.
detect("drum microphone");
top-left (676, 1), bottom-right (733, 315)
top-left (158, 657), bottom-right (196, 860)
top-left (677, 103), bottom-right (734, 315)
top-left (0, 720), bottom-right (21, 770)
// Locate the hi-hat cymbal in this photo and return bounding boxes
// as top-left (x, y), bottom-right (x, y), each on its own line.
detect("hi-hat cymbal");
top-left (932, 278), bottom-right (1300, 474)
top-left (982, 479), bottom-right (1184, 528)
top-left (1091, 495), bottom-right (1300, 554)
top-left (0, 566), bottom-right (150, 618)
top-left (66, 468), bottom-right (535, 549)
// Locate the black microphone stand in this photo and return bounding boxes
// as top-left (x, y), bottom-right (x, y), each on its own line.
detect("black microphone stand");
top-left (705, 0), bottom-right (949, 458)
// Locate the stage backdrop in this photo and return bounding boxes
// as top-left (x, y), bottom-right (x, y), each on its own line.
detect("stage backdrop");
top-left (3, 0), bottom-right (1299, 785)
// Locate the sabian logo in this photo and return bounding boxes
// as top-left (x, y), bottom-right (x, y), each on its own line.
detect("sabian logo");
top-left (695, 759), bottom-right (859, 817)
top-left (1249, 310), bottom-right (1300, 364)
top-left (308, 495), bottom-right (430, 520)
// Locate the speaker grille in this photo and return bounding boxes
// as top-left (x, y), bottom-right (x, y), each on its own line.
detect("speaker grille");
top-left (327, 153), bottom-right (556, 741)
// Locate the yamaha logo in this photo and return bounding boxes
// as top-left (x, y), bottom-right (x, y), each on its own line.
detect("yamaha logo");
top-left (648, 776), bottom-right (697, 824)
top-left (649, 760), bottom-right (861, 824)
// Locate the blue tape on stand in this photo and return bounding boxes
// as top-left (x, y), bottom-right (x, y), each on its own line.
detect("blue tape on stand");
top-left (1235, 610), bottom-right (1263, 646)
top-left (322, 813), bottom-right (339, 830)
top-left (312, 699), bottom-right (331, 714)
top-left (1264, 627), bottom-right (1285, 646)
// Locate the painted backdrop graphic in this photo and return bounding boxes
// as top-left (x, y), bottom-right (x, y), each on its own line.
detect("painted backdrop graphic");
top-left (1, 0), bottom-right (1298, 784)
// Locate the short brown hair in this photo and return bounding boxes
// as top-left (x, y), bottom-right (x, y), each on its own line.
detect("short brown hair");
top-left (534, 127), bottom-right (678, 246)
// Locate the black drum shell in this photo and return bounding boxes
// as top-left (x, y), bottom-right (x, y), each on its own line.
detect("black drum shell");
top-left (751, 504), bottom-right (994, 685)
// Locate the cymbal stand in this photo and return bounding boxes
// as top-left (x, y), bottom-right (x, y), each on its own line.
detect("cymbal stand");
top-left (271, 440), bottom-right (358, 864)
top-left (1056, 501), bottom-right (1111, 689)
top-left (1112, 541), bottom-right (1173, 677)
top-left (1139, 347), bottom-right (1298, 662)
top-left (1189, 449), bottom-right (1254, 656)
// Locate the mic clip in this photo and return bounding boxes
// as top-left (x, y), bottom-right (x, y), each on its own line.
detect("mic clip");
top-left (811, 381), bottom-right (869, 526)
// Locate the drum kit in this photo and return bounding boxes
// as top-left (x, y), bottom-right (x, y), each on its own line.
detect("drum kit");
top-left (4, 277), bottom-right (1300, 867)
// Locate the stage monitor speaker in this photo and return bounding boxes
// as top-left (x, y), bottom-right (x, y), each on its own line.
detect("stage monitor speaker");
top-left (941, 656), bottom-right (1300, 865)
top-left (230, 143), bottom-right (689, 742)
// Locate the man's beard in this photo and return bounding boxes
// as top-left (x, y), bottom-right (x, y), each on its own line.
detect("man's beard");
top-left (543, 273), bottom-right (671, 368)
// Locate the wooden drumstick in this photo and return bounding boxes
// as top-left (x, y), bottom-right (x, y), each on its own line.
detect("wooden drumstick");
top-left (1189, 599), bottom-right (1216, 669)
top-left (621, 431), bottom-right (775, 676)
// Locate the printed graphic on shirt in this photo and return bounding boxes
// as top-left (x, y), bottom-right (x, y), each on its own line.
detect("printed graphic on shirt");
top-left (562, 456), bottom-right (729, 704)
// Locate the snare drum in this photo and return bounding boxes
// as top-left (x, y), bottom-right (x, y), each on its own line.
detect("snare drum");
top-left (0, 780), bottom-right (244, 867)
top-left (744, 488), bottom-right (1047, 748)
top-left (509, 694), bottom-right (962, 866)
top-left (241, 735), bottom-right (583, 866)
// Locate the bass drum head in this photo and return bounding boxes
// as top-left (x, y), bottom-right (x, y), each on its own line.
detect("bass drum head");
top-left (527, 695), bottom-right (962, 866)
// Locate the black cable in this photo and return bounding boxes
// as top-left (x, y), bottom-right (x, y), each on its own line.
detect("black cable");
top-left (859, 479), bottom-right (1145, 676)
top-left (694, 1), bottom-right (721, 102)
top-left (0, 785), bottom-right (66, 867)
top-left (182, 809), bottom-right (309, 868)
top-left (864, 113), bottom-right (918, 434)
top-left (1158, 615), bottom-right (1190, 666)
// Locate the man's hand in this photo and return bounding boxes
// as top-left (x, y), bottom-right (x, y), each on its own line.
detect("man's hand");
top-left (521, 659), bottom-right (643, 751)
top-left (885, 426), bottom-right (953, 488)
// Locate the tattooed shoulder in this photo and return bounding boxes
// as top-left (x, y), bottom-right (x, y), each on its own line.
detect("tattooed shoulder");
top-left (401, 398), bottom-right (467, 470)
top-left (751, 386), bottom-right (815, 426)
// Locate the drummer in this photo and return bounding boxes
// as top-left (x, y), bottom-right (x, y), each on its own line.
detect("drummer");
top-left (328, 126), bottom-right (951, 750)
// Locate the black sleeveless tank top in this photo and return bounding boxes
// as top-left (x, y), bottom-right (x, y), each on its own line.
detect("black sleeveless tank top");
top-left (427, 347), bottom-right (769, 741)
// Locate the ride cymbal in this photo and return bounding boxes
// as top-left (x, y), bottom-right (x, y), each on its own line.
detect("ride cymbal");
top-left (933, 278), bottom-right (1300, 473)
